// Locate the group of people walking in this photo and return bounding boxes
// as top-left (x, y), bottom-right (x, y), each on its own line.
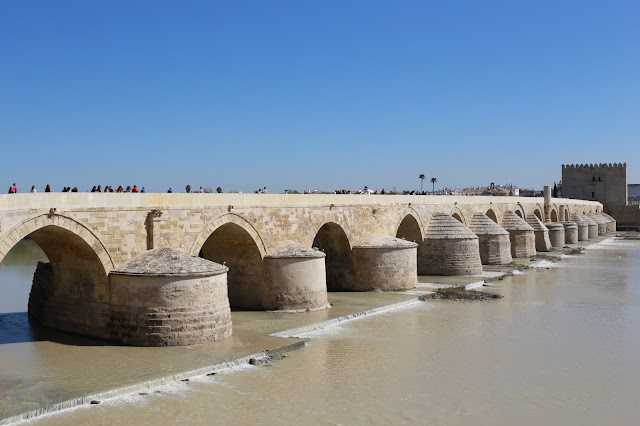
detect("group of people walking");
top-left (91, 185), bottom-right (144, 193)
top-left (7, 184), bottom-right (146, 193)
top-left (8, 183), bottom-right (52, 193)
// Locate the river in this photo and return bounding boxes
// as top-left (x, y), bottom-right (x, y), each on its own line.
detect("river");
top-left (1, 236), bottom-right (639, 425)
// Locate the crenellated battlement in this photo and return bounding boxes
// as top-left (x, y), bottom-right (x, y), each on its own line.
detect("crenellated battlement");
top-left (562, 163), bottom-right (626, 170)
top-left (561, 162), bottom-right (628, 213)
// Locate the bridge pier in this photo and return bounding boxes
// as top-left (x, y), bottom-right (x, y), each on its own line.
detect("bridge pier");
top-left (562, 221), bottom-right (579, 244)
top-left (263, 241), bottom-right (330, 312)
top-left (502, 211), bottom-right (536, 258)
top-left (352, 234), bottom-right (418, 290)
top-left (421, 213), bottom-right (483, 275)
top-left (588, 214), bottom-right (608, 236)
top-left (526, 214), bottom-right (552, 252)
top-left (467, 212), bottom-right (512, 265)
top-left (600, 213), bottom-right (617, 232)
top-left (570, 214), bottom-right (590, 241)
top-left (108, 248), bottom-right (232, 346)
top-left (545, 222), bottom-right (565, 247)
top-left (581, 214), bottom-right (599, 238)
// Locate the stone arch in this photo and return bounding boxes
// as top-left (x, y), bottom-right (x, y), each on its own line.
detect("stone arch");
top-left (451, 207), bottom-right (466, 225)
top-left (485, 209), bottom-right (499, 224)
top-left (190, 213), bottom-right (267, 258)
top-left (515, 210), bottom-right (523, 219)
top-left (0, 214), bottom-right (114, 338)
top-left (194, 214), bottom-right (267, 310)
top-left (516, 203), bottom-right (526, 218)
top-left (396, 214), bottom-right (423, 244)
top-left (312, 222), bottom-right (354, 291)
top-left (305, 212), bottom-right (355, 250)
top-left (0, 213), bottom-right (114, 274)
top-left (563, 206), bottom-right (570, 221)
top-left (550, 209), bottom-right (558, 222)
top-left (533, 208), bottom-right (543, 221)
top-left (395, 207), bottom-right (425, 241)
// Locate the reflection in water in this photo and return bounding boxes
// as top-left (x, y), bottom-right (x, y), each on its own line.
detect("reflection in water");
top-left (2, 237), bottom-right (640, 425)
top-left (0, 313), bottom-right (37, 344)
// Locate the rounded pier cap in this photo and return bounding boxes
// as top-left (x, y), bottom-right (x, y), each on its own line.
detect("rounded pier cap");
top-left (588, 214), bottom-right (607, 225)
top-left (425, 213), bottom-right (478, 240)
top-left (353, 233), bottom-right (418, 249)
top-left (600, 212), bottom-right (616, 222)
top-left (265, 241), bottom-right (325, 259)
top-left (570, 213), bottom-right (588, 226)
top-left (501, 211), bottom-right (535, 231)
top-left (468, 213), bottom-right (509, 236)
top-left (111, 247), bottom-right (228, 277)
top-left (525, 214), bottom-right (549, 231)
top-left (545, 222), bottom-right (565, 230)
top-left (561, 221), bottom-right (578, 228)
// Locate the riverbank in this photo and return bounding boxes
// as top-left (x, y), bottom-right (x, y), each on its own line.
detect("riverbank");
top-left (0, 234), bottom-right (622, 425)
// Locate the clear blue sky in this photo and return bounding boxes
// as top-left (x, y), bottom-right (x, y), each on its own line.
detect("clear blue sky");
top-left (1, 0), bottom-right (638, 193)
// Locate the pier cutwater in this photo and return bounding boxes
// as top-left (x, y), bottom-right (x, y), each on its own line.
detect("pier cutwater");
top-left (0, 192), bottom-right (613, 345)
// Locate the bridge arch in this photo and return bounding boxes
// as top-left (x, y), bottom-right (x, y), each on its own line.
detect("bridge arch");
top-left (550, 208), bottom-right (558, 222)
top-left (395, 208), bottom-right (424, 243)
top-left (533, 208), bottom-right (543, 222)
top-left (515, 203), bottom-right (525, 218)
top-left (190, 213), bottom-right (267, 258)
top-left (0, 214), bottom-right (113, 337)
top-left (451, 207), bottom-right (466, 225)
top-left (485, 208), bottom-right (499, 224)
top-left (0, 213), bottom-right (114, 275)
top-left (312, 222), bottom-right (354, 291)
top-left (192, 214), bottom-right (267, 310)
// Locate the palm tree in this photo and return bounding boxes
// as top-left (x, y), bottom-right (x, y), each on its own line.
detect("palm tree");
top-left (419, 174), bottom-right (425, 192)
top-left (430, 177), bottom-right (437, 194)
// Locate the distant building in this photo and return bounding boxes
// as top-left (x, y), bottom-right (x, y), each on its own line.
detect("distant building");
top-left (562, 162), bottom-right (640, 226)
top-left (519, 189), bottom-right (542, 197)
top-left (460, 183), bottom-right (511, 196)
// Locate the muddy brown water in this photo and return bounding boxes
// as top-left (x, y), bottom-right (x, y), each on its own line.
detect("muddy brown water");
top-left (1, 237), bottom-right (640, 425)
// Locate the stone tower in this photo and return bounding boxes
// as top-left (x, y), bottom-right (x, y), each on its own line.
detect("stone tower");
top-left (561, 163), bottom-right (627, 213)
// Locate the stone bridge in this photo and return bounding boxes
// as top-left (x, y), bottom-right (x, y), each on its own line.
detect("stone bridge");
top-left (0, 193), bottom-right (603, 345)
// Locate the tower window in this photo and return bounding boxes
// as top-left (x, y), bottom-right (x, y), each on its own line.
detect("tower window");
top-left (592, 192), bottom-right (595, 198)
top-left (598, 177), bottom-right (601, 181)
top-left (592, 177), bottom-right (596, 181)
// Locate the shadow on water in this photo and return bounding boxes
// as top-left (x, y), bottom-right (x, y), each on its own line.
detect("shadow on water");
top-left (1, 238), bottom-right (116, 346)
top-left (0, 312), bottom-right (118, 346)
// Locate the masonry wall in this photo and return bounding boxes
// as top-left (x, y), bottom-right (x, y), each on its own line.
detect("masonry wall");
top-left (0, 193), bottom-right (603, 271)
top-left (562, 163), bottom-right (628, 211)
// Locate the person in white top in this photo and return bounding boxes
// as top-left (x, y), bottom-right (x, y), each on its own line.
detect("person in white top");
top-left (30, 185), bottom-right (36, 193)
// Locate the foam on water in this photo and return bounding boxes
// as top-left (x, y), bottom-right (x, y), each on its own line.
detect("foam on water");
top-left (270, 298), bottom-right (422, 339)
top-left (530, 259), bottom-right (561, 268)
top-left (584, 237), bottom-right (618, 250)
top-left (0, 348), bottom-right (280, 426)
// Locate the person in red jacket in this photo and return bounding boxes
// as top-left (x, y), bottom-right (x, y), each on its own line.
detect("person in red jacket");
top-left (132, 185), bottom-right (139, 193)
